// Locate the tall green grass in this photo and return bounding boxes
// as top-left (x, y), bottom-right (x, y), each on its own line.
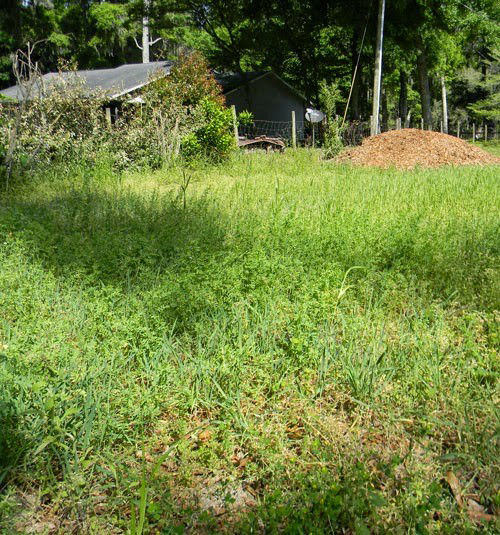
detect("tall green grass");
top-left (0, 151), bottom-right (498, 533)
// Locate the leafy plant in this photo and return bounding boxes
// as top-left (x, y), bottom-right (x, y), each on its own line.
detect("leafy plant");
top-left (181, 98), bottom-right (234, 162)
top-left (238, 109), bottom-right (254, 127)
top-left (319, 81), bottom-right (344, 158)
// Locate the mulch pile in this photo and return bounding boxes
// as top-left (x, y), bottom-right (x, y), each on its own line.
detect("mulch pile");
top-left (335, 128), bottom-right (499, 170)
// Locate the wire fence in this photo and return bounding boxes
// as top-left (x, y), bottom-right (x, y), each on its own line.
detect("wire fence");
top-left (238, 117), bottom-right (499, 147)
top-left (343, 119), bottom-right (499, 145)
top-left (239, 120), bottom-right (307, 140)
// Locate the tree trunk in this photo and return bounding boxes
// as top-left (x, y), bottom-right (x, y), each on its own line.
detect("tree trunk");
top-left (371, 0), bottom-right (385, 136)
top-left (381, 89), bottom-right (389, 132)
top-left (399, 70), bottom-right (408, 126)
top-left (441, 76), bottom-right (448, 134)
top-left (416, 43), bottom-right (432, 130)
top-left (142, 0), bottom-right (151, 63)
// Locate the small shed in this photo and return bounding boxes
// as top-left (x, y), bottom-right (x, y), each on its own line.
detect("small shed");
top-left (0, 63), bottom-right (308, 139)
top-left (215, 72), bottom-right (308, 139)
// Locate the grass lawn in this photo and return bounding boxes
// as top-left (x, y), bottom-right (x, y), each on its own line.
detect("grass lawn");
top-left (0, 151), bottom-right (498, 533)
top-left (476, 140), bottom-right (500, 158)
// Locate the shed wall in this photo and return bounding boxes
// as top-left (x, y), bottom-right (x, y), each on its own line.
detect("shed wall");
top-left (225, 75), bottom-right (306, 139)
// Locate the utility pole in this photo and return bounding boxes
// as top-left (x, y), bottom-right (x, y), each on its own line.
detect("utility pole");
top-left (371, 0), bottom-right (385, 136)
top-left (133, 0), bottom-right (162, 63)
top-left (142, 0), bottom-right (151, 63)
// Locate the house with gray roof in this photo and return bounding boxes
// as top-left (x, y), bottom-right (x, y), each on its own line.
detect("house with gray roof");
top-left (0, 62), bottom-right (308, 139)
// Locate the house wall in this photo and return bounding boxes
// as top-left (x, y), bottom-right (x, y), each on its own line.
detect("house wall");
top-left (224, 74), bottom-right (306, 140)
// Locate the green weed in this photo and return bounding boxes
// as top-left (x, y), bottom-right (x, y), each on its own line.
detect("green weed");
top-left (0, 150), bottom-right (498, 533)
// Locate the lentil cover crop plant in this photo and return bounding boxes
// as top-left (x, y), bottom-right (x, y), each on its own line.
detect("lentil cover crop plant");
top-left (0, 151), bottom-right (498, 533)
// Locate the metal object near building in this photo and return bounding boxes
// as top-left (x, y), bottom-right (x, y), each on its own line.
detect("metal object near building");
top-left (238, 135), bottom-right (285, 152)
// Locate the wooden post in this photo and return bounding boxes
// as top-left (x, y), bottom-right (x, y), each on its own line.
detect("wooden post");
top-left (441, 76), bottom-right (448, 134)
top-left (421, 118), bottom-right (424, 130)
top-left (231, 105), bottom-right (239, 147)
top-left (291, 110), bottom-right (297, 149)
top-left (485, 124), bottom-right (488, 142)
top-left (472, 122), bottom-right (475, 143)
top-left (396, 117), bottom-right (401, 130)
top-left (105, 107), bottom-right (111, 127)
top-left (457, 120), bottom-right (460, 138)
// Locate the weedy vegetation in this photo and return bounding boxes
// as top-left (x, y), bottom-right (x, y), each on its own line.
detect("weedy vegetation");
top-left (0, 150), bottom-right (498, 533)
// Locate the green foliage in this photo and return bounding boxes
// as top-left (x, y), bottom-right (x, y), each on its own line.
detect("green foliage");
top-left (181, 98), bottom-right (234, 162)
top-left (0, 152), bottom-right (498, 532)
top-left (144, 51), bottom-right (224, 109)
top-left (319, 81), bottom-right (344, 158)
top-left (127, 50), bottom-right (233, 166)
top-left (237, 109), bottom-right (254, 127)
top-left (467, 49), bottom-right (500, 120)
top-left (0, 67), bottom-right (110, 176)
top-left (0, 51), bottom-right (234, 178)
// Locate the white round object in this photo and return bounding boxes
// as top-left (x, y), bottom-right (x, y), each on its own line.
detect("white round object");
top-left (305, 108), bottom-right (325, 123)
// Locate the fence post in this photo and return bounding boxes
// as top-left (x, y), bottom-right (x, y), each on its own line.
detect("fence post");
top-left (485, 124), bottom-right (488, 142)
top-left (291, 110), bottom-right (297, 149)
top-left (472, 122), bottom-right (475, 143)
top-left (105, 107), bottom-right (111, 127)
top-left (457, 120), bottom-right (460, 138)
top-left (396, 117), bottom-right (401, 130)
top-left (231, 105), bottom-right (239, 147)
top-left (420, 118), bottom-right (424, 130)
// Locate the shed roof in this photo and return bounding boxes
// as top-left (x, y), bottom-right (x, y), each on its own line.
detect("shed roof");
top-left (0, 61), bottom-right (173, 101)
top-left (0, 62), bottom-right (306, 103)
top-left (214, 71), bottom-right (307, 102)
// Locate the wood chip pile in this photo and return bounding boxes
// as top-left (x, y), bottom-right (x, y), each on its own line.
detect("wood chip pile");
top-left (335, 128), bottom-right (499, 170)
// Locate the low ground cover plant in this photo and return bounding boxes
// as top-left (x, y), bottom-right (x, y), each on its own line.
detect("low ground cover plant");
top-left (0, 150), bottom-right (498, 533)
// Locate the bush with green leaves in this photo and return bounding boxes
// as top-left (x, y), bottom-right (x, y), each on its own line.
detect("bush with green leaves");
top-left (319, 80), bottom-right (344, 159)
top-left (237, 109), bottom-right (254, 127)
top-left (181, 98), bottom-right (234, 162)
top-left (0, 67), bottom-right (111, 177)
top-left (0, 51), bottom-right (234, 181)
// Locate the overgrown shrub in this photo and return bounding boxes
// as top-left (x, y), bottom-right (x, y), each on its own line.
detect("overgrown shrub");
top-left (319, 81), bottom-right (344, 159)
top-left (143, 51), bottom-right (233, 164)
top-left (0, 51), bottom-right (234, 181)
top-left (181, 98), bottom-right (234, 162)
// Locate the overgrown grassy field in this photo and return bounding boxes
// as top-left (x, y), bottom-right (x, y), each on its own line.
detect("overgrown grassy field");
top-left (0, 151), bottom-right (498, 534)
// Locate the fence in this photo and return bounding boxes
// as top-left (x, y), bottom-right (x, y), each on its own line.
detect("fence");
top-left (342, 118), bottom-right (499, 145)
top-left (239, 120), bottom-right (307, 141)
top-left (233, 109), bottom-right (499, 148)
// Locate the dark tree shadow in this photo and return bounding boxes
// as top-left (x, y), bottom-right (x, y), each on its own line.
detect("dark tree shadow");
top-left (1, 188), bottom-right (227, 288)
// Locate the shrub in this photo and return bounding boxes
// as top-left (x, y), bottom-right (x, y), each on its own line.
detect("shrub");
top-left (237, 109), bottom-right (254, 127)
top-left (143, 51), bottom-right (233, 164)
top-left (319, 81), bottom-right (344, 159)
top-left (0, 50), bottom-right (233, 181)
top-left (181, 98), bottom-right (234, 162)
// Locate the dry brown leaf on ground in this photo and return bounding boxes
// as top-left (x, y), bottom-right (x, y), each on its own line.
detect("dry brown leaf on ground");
top-left (468, 511), bottom-right (496, 523)
top-left (446, 470), bottom-right (463, 508)
top-left (198, 429), bottom-right (213, 443)
top-left (135, 451), bottom-right (153, 462)
top-left (446, 471), bottom-right (497, 524)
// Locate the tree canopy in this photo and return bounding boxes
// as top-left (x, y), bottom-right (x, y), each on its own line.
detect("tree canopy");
top-left (0, 0), bottom-right (498, 125)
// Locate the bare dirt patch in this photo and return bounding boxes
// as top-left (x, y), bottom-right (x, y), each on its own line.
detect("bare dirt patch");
top-left (336, 129), bottom-right (500, 170)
